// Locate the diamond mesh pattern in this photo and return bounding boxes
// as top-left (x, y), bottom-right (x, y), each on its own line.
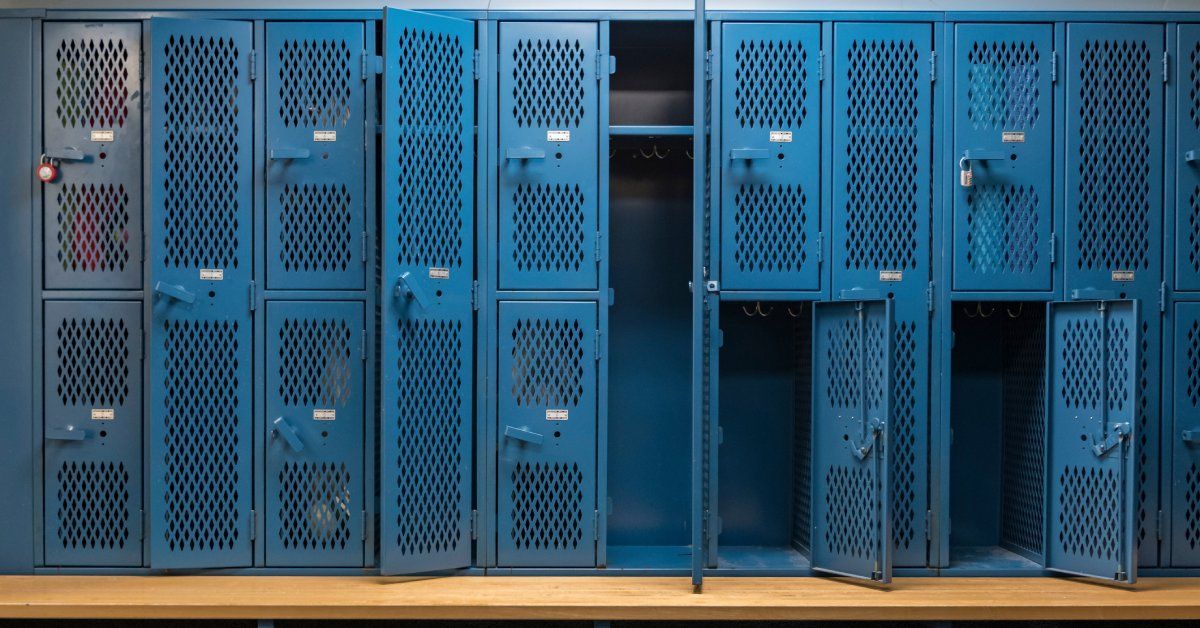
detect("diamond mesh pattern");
top-left (1107, 317), bottom-right (1132, 414)
top-left (1188, 187), bottom-right (1200, 275)
top-left (1000, 311), bottom-right (1046, 556)
top-left (277, 461), bottom-right (352, 551)
top-left (277, 317), bottom-right (352, 408)
top-left (1136, 319), bottom-right (1151, 547)
top-left (55, 184), bottom-right (132, 274)
top-left (161, 320), bottom-right (243, 552)
top-left (509, 317), bottom-right (586, 408)
top-left (160, 34), bottom-right (243, 270)
top-left (277, 38), bottom-right (353, 128)
top-left (55, 461), bottom-right (130, 550)
top-left (511, 38), bottom-right (586, 128)
top-left (1186, 464), bottom-right (1200, 550)
top-left (55, 316), bottom-right (130, 407)
top-left (394, 319), bottom-right (464, 556)
top-left (732, 185), bottom-right (809, 274)
top-left (825, 317), bottom-right (861, 410)
top-left (965, 40), bottom-right (1041, 130)
top-left (1189, 39), bottom-right (1200, 131)
top-left (824, 465), bottom-right (874, 558)
top-left (842, 39), bottom-right (922, 272)
top-left (54, 37), bottom-right (130, 128)
top-left (732, 39), bottom-right (808, 128)
top-left (1057, 465), bottom-right (1121, 561)
top-left (511, 184), bottom-right (587, 275)
top-left (791, 312), bottom-right (813, 553)
top-left (892, 321), bottom-right (918, 551)
top-left (1059, 318), bottom-right (1104, 409)
top-left (279, 184), bottom-right (354, 274)
top-left (1074, 39), bottom-right (1153, 273)
top-left (1188, 320), bottom-right (1200, 407)
top-left (965, 185), bottom-right (1041, 275)
top-left (509, 461), bottom-right (585, 550)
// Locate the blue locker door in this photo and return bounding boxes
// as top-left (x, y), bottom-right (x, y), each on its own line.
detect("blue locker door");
top-left (265, 22), bottom-right (365, 291)
top-left (496, 301), bottom-right (598, 567)
top-left (42, 22), bottom-right (142, 291)
top-left (44, 300), bottom-right (143, 566)
top-left (811, 299), bottom-right (893, 582)
top-left (265, 301), bottom-right (364, 567)
top-left (719, 23), bottom-right (822, 291)
top-left (497, 22), bottom-right (600, 291)
top-left (380, 8), bottom-right (475, 575)
top-left (1046, 300), bottom-right (1139, 583)
top-left (1177, 26), bottom-right (1200, 291)
top-left (148, 18), bottom-right (255, 569)
top-left (1171, 303), bottom-right (1200, 566)
top-left (952, 24), bottom-right (1054, 292)
top-left (1064, 24), bottom-right (1164, 295)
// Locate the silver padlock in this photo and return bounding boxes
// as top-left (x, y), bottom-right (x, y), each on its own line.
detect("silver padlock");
top-left (958, 156), bottom-right (973, 188)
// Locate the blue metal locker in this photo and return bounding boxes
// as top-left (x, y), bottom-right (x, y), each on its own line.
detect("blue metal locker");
top-left (42, 22), bottom-right (142, 291)
top-left (1170, 302), bottom-right (1200, 566)
top-left (265, 301), bottom-right (364, 567)
top-left (811, 299), bottom-right (893, 582)
top-left (952, 23), bottom-right (1054, 292)
top-left (719, 22), bottom-right (822, 292)
top-left (380, 8), bottom-right (475, 575)
top-left (1045, 300), bottom-right (1139, 583)
top-left (498, 22), bottom-right (600, 291)
top-left (148, 18), bottom-right (255, 569)
top-left (265, 22), bottom-right (366, 291)
top-left (497, 301), bottom-right (598, 567)
top-left (43, 300), bottom-right (142, 567)
top-left (1176, 25), bottom-right (1200, 291)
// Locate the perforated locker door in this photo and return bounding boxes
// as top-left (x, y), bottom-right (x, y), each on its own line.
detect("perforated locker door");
top-left (719, 23), bottom-right (821, 291)
top-left (953, 24), bottom-right (1054, 292)
top-left (497, 301), bottom-right (598, 567)
top-left (1046, 300), bottom-right (1139, 583)
top-left (265, 301), bottom-right (363, 567)
top-left (44, 300), bottom-right (142, 567)
top-left (266, 22), bottom-right (365, 291)
top-left (1170, 302), bottom-right (1200, 566)
top-left (1064, 24), bottom-right (1164, 295)
top-left (380, 8), bottom-right (475, 575)
top-left (42, 22), bottom-right (142, 290)
top-left (148, 18), bottom-right (255, 569)
top-left (498, 22), bottom-right (600, 291)
top-left (1176, 26), bottom-right (1200, 291)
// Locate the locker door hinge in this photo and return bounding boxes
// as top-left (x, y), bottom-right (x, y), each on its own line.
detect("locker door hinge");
top-left (1157, 509), bottom-right (1164, 540)
top-left (704, 50), bottom-right (713, 81)
top-left (1163, 51), bottom-right (1170, 83)
top-left (1160, 281), bottom-right (1168, 313)
top-left (138, 48), bottom-right (144, 81)
top-left (471, 279), bottom-right (480, 311)
top-left (593, 510), bottom-right (600, 540)
top-left (1049, 232), bottom-right (1057, 265)
top-left (1051, 51), bottom-right (1058, 83)
top-left (361, 230), bottom-right (368, 262)
top-left (250, 509), bottom-right (257, 540)
top-left (248, 280), bottom-right (256, 312)
top-left (360, 329), bottom-right (367, 361)
top-left (927, 281), bottom-right (935, 314)
top-left (473, 49), bottom-right (481, 80)
top-left (594, 231), bottom-right (604, 262)
top-left (595, 51), bottom-right (604, 80)
top-left (594, 330), bottom-right (603, 361)
top-left (929, 50), bottom-right (937, 82)
top-left (362, 52), bottom-right (383, 80)
top-left (470, 509), bottom-right (479, 539)
top-left (249, 50), bottom-right (257, 82)
top-left (816, 231), bottom-right (824, 263)
top-left (818, 50), bottom-right (826, 82)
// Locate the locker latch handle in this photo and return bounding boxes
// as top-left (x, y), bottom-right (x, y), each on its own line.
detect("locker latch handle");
top-left (269, 147), bottom-right (311, 160)
top-left (961, 148), bottom-right (1007, 162)
top-left (851, 420), bottom-right (884, 461)
top-left (272, 416), bottom-right (305, 452)
top-left (729, 148), bottom-right (770, 160)
top-left (839, 288), bottom-right (882, 300)
top-left (46, 425), bottom-right (92, 441)
top-left (1182, 429), bottom-right (1200, 443)
top-left (1186, 150), bottom-right (1200, 163)
top-left (505, 147), bottom-right (546, 160)
top-left (503, 425), bottom-right (544, 446)
top-left (394, 271), bottom-right (431, 309)
top-left (1069, 288), bottom-right (1119, 301)
top-left (153, 281), bottom-right (196, 305)
top-left (44, 147), bottom-right (85, 161)
top-left (1092, 422), bottom-right (1130, 457)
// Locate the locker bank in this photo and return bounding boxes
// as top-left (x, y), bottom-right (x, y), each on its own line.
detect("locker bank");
top-left (1, 0), bottom-right (1198, 592)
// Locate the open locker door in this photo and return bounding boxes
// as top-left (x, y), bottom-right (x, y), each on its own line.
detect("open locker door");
top-left (811, 299), bottom-right (893, 582)
top-left (1045, 301), bottom-right (1139, 583)
top-left (380, 7), bottom-right (476, 575)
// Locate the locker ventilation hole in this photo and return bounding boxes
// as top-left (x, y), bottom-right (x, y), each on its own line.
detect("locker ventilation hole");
top-left (1188, 187), bottom-right (1200, 274)
top-left (865, 318), bottom-right (888, 411)
top-left (824, 465), bottom-right (874, 558)
top-left (1136, 320), bottom-right (1151, 548)
top-left (56, 461), bottom-right (130, 550)
top-left (1058, 466), bottom-right (1121, 561)
top-left (1059, 318), bottom-right (1104, 409)
top-left (277, 38), bottom-right (353, 128)
top-left (1074, 39), bottom-right (1153, 273)
top-left (825, 318), bottom-right (861, 410)
top-left (1000, 312), bottom-right (1046, 556)
top-left (892, 321), bottom-right (918, 551)
top-left (965, 40), bottom-right (1041, 130)
top-left (510, 317), bottom-right (585, 407)
top-left (511, 38), bottom-right (586, 128)
top-left (1189, 40), bottom-right (1200, 130)
top-left (278, 461), bottom-right (352, 551)
top-left (55, 184), bottom-right (132, 274)
top-left (509, 462), bottom-right (585, 550)
top-left (278, 317), bottom-right (352, 408)
top-left (1106, 317), bottom-right (1132, 413)
top-left (394, 27), bottom-right (466, 270)
top-left (54, 38), bottom-right (130, 128)
top-left (1186, 464), bottom-right (1200, 549)
top-left (1187, 320), bottom-right (1200, 407)
top-left (56, 316), bottom-right (131, 406)
top-left (511, 184), bottom-right (587, 275)
top-left (161, 35), bottom-right (242, 271)
top-left (965, 185), bottom-right (1040, 276)
top-left (733, 184), bottom-right (809, 274)
top-left (162, 320), bottom-right (242, 552)
top-left (732, 39), bottom-right (808, 128)
top-left (394, 319), bottom-right (464, 555)
top-left (842, 39), bottom-right (921, 272)
top-left (279, 183), bottom-right (354, 274)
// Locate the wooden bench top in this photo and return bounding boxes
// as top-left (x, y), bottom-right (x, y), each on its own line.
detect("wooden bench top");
top-left (2, 576), bottom-right (1199, 621)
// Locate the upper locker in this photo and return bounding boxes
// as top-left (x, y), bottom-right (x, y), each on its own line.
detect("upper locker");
top-left (1178, 25), bottom-right (1200, 292)
top-left (380, 8), bottom-right (476, 575)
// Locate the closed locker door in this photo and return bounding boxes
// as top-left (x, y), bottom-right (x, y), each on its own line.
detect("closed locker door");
top-left (380, 8), bottom-right (476, 575)
top-left (952, 24), bottom-right (1054, 292)
top-left (42, 22), bottom-right (142, 290)
top-left (1045, 300), bottom-right (1139, 583)
top-left (497, 301), bottom-right (598, 567)
top-left (148, 18), bottom-right (255, 569)
top-left (266, 22), bottom-right (365, 291)
top-left (44, 300), bottom-right (143, 566)
top-left (265, 301), bottom-right (364, 566)
top-left (1171, 303), bottom-right (1200, 566)
top-left (498, 22), bottom-right (600, 291)
top-left (719, 23), bottom-right (822, 291)
top-left (1176, 26), bottom-right (1200, 291)
top-left (810, 299), bottom-right (893, 582)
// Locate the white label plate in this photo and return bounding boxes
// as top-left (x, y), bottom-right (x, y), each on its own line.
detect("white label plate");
top-left (200, 268), bottom-right (224, 281)
top-left (90, 130), bottom-right (114, 142)
top-left (1112, 270), bottom-right (1135, 282)
top-left (547, 130), bottom-right (571, 142)
top-left (91, 408), bottom-right (115, 421)
top-left (429, 267), bottom-right (450, 280)
top-left (313, 409), bottom-right (337, 421)
top-left (546, 409), bottom-right (569, 421)
top-left (313, 130), bottom-right (337, 142)
top-left (879, 270), bottom-right (903, 282)
top-left (770, 130), bottom-right (793, 143)
top-left (1001, 131), bottom-right (1026, 143)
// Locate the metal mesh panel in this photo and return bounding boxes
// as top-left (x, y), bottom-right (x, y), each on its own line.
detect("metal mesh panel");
top-left (509, 461), bottom-right (586, 551)
top-left (1136, 319), bottom-right (1152, 551)
top-left (732, 185), bottom-right (810, 275)
top-left (892, 320), bottom-right (918, 552)
top-left (509, 317), bottom-right (586, 408)
top-left (823, 465), bottom-right (875, 559)
top-left (277, 317), bottom-right (352, 408)
top-left (1057, 466), bottom-right (1122, 562)
top-left (732, 39), bottom-right (808, 129)
top-left (791, 310), bottom-right (813, 555)
top-left (965, 40), bottom-right (1041, 130)
top-left (277, 461), bottom-right (353, 552)
top-left (965, 185), bottom-right (1041, 276)
top-left (511, 38), bottom-right (587, 128)
top-left (276, 38), bottom-right (353, 128)
top-left (55, 316), bottom-right (130, 407)
top-left (1187, 463), bottom-right (1200, 551)
top-left (53, 37), bottom-right (130, 128)
top-left (1000, 310), bottom-right (1046, 557)
top-left (510, 183), bottom-right (587, 276)
top-left (54, 461), bottom-right (131, 552)
top-left (825, 317), bottom-right (862, 409)
top-left (1059, 317), bottom-right (1104, 408)
top-left (278, 183), bottom-right (354, 274)
top-left (53, 183), bottom-right (132, 275)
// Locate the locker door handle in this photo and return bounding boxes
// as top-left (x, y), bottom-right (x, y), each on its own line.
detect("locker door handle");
top-left (44, 147), bottom-right (85, 161)
top-left (394, 271), bottom-right (431, 309)
top-left (1069, 288), bottom-right (1119, 301)
top-left (503, 425), bottom-right (544, 445)
top-left (962, 148), bottom-right (1007, 162)
top-left (729, 148), bottom-right (770, 160)
top-left (839, 288), bottom-right (882, 300)
top-left (272, 416), bottom-right (305, 452)
top-left (1186, 149), bottom-right (1200, 163)
top-left (46, 426), bottom-right (92, 441)
top-left (269, 147), bottom-right (311, 160)
top-left (851, 420), bottom-right (884, 461)
top-left (1183, 429), bottom-right (1200, 443)
top-left (153, 281), bottom-right (196, 305)
top-left (505, 147), bottom-right (546, 160)
top-left (1091, 422), bottom-right (1129, 457)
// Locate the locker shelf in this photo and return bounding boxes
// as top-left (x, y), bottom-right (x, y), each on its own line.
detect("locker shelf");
top-left (609, 125), bottom-right (694, 136)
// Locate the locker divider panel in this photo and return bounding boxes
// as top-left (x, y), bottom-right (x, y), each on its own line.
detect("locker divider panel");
top-left (1177, 25), bottom-right (1200, 291)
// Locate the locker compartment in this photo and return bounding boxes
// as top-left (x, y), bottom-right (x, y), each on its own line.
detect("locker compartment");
top-left (1176, 25), bottom-right (1200, 291)
top-left (1170, 302), bottom-right (1200, 566)
top-left (610, 21), bottom-right (692, 127)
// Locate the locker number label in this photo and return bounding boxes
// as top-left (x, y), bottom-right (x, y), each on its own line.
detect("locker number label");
top-left (90, 408), bottom-right (115, 421)
top-left (200, 268), bottom-right (225, 281)
top-left (1001, 131), bottom-right (1026, 143)
top-left (770, 131), bottom-right (793, 143)
top-left (313, 130), bottom-right (337, 142)
top-left (1112, 270), bottom-right (1135, 282)
top-left (429, 267), bottom-right (450, 280)
top-left (90, 130), bottom-right (114, 142)
top-left (879, 270), bottom-right (903, 282)
top-left (547, 130), bottom-right (571, 142)
top-left (313, 409), bottom-right (337, 421)
top-left (546, 409), bottom-right (569, 421)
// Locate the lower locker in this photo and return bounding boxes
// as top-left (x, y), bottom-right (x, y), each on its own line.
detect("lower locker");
top-left (1171, 302), bottom-right (1200, 566)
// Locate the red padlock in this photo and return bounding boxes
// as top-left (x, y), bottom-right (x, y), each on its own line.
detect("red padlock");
top-left (36, 155), bottom-right (58, 183)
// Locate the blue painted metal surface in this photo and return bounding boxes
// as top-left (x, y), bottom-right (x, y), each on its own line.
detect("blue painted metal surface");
top-left (1177, 25), bottom-right (1200, 293)
top-left (1170, 301), bottom-right (1200, 567)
